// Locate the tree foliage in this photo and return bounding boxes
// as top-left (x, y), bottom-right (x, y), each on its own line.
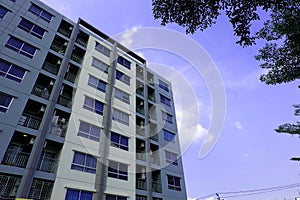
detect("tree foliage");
top-left (152, 0), bottom-right (300, 84)
top-left (152, 0), bottom-right (300, 161)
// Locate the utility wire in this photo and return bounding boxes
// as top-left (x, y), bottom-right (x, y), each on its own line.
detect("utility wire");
top-left (196, 182), bottom-right (300, 199)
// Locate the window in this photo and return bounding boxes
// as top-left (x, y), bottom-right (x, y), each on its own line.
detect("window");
top-left (10, 0), bottom-right (17, 2)
top-left (71, 151), bottom-right (97, 174)
top-left (28, 179), bottom-right (53, 199)
top-left (165, 151), bottom-right (178, 166)
top-left (95, 42), bottom-right (110, 57)
top-left (28, 4), bottom-right (53, 22)
top-left (78, 121), bottom-right (101, 142)
top-left (163, 129), bottom-right (175, 143)
top-left (112, 109), bottom-right (129, 125)
top-left (160, 94), bottom-right (171, 107)
top-left (83, 96), bottom-right (104, 115)
top-left (162, 111), bottom-right (173, 124)
top-left (110, 132), bottom-right (129, 151)
top-left (18, 18), bottom-right (46, 39)
top-left (117, 56), bottom-right (131, 69)
top-left (115, 88), bottom-right (130, 104)
top-left (5, 36), bottom-right (37, 59)
top-left (0, 5), bottom-right (9, 19)
top-left (0, 92), bottom-right (13, 113)
top-left (106, 194), bottom-right (127, 200)
top-left (91, 57), bottom-right (109, 73)
top-left (159, 80), bottom-right (169, 92)
top-left (88, 75), bottom-right (106, 93)
top-left (108, 160), bottom-right (128, 181)
top-left (65, 188), bottom-right (93, 200)
top-left (0, 59), bottom-right (26, 83)
top-left (167, 175), bottom-right (181, 191)
top-left (116, 70), bottom-right (130, 85)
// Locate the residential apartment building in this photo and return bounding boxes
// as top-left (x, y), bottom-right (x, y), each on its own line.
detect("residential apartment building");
top-left (0, 0), bottom-right (187, 199)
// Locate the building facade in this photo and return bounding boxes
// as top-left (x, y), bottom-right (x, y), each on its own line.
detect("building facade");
top-left (0, 0), bottom-right (187, 199)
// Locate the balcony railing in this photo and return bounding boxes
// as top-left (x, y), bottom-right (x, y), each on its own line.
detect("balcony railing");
top-left (136, 179), bottom-right (147, 190)
top-left (151, 154), bottom-right (160, 165)
top-left (148, 95), bottom-right (155, 102)
top-left (0, 175), bottom-right (21, 199)
top-left (65, 72), bottom-right (76, 83)
top-left (152, 181), bottom-right (162, 193)
top-left (70, 54), bottom-right (83, 64)
top-left (136, 88), bottom-right (144, 96)
top-left (42, 62), bottom-right (59, 75)
top-left (32, 85), bottom-right (50, 100)
top-left (136, 107), bottom-right (145, 115)
top-left (136, 72), bottom-right (143, 80)
top-left (50, 42), bottom-right (66, 55)
top-left (37, 157), bottom-right (58, 173)
top-left (76, 38), bottom-right (87, 47)
top-left (136, 151), bottom-right (146, 161)
top-left (2, 150), bottom-right (30, 168)
top-left (28, 179), bottom-right (53, 200)
top-left (57, 95), bottom-right (72, 108)
top-left (49, 122), bottom-right (67, 138)
top-left (150, 134), bottom-right (158, 142)
top-left (18, 113), bottom-right (42, 130)
top-left (136, 127), bottom-right (145, 136)
top-left (58, 27), bottom-right (72, 38)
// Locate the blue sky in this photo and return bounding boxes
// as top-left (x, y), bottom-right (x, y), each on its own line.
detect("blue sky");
top-left (40, 0), bottom-right (300, 199)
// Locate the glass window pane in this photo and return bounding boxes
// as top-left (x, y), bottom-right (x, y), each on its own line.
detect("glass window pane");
top-left (79, 121), bottom-right (90, 133)
top-left (111, 133), bottom-right (119, 144)
top-left (65, 189), bottom-right (79, 200)
top-left (80, 191), bottom-right (93, 200)
top-left (120, 136), bottom-right (128, 147)
top-left (73, 152), bottom-right (85, 165)
top-left (9, 66), bottom-right (25, 78)
top-left (90, 126), bottom-right (100, 137)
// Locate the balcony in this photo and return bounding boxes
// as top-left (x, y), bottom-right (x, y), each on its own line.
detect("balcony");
top-left (136, 116), bottom-right (145, 136)
top-left (42, 62), bottom-right (60, 75)
top-left (57, 95), bottom-right (72, 108)
top-left (50, 36), bottom-right (68, 55)
top-left (152, 181), bottom-right (162, 193)
top-left (18, 113), bottom-right (42, 130)
top-left (70, 47), bottom-right (85, 64)
top-left (136, 65), bottom-right (144, 80)
top-left (0, 174), bottom-right (21, 200)
top-left (65, 72), bottom-right (76, 83)
top-left (136, 80), bottom-right (144, 96)
top-left (57, 20), bottom-right (73, 38)
top-left (136, 151), bottom-right (146, 161)
top-left (150, 144), bottom-right (160, 165)
top-left (2, 150), bottom-right (30, 168)
top-left (64, 63), bottom-right (79, 83)
top-left (28, 179), bottom-right (53, 200)
top-left (148, 86), bottom-right (155, 102)
top-left (42, 53), bottom-right (61, 75)
top-left (32, 74), bottom-right (54, 100)
top-left (136, 179), bottom-right (147, 190)
top-left (37, 155), bottom-right (58, 173)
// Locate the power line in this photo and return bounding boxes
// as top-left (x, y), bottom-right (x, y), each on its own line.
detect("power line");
top-left (196, 182), bottom-right (300, 199)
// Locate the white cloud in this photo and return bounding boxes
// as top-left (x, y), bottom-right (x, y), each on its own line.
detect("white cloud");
top-left (119, 25), bottom-right (142, 48)
top-left (234, 121), bottom-right (243, 130)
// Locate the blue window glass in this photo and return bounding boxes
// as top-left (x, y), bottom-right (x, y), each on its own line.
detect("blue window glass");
top-left (78, 121), bottom-right (101, 142)
top-left (0, 92), bottom-right (13, 113)
top-left (88, 76), bottom-right (106, 93)
top-left (83, 96), bottom-right (104, 116)
top-left (71, 151), bottom-right (97, 174)
top-left (159, 80), bottom-right (169, 92)
top-left (108, 160), bottom-right (128, 181)
top-left (0, 59), bottom-right (26, 83)
top-left (160, 94), bottom-right (171, 106)
top-left (162, 111), bottom-right (173, 124)
top-left (91, 57), bottom-right (109, 73)
top-left (0, 5), bottom-right (9, 18)
top-left (18, 18), bottom-right (46, 39)
top-left (65, 189), bottom-right (93, 200)
top-left (29, 4), bottom-right (53, 22)
top-left (95, 42), bottom-right (110, 57)
top-left (5, 37), bottom-right (37, 59)
top-left (106, 194), bottom-right (127, 200)
top-left (163, 129), bottom-right (175, 143)
top-left (117, 56), bottom-right (131, 69)
top-left (110, 132), bottom-right (129, 151)
top-left (116, 70), bottom-right (130, 85)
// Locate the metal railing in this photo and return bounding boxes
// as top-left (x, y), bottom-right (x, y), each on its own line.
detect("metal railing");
top-left (37, 157), bottom-right (58, 173)
top-left (136, 151), bottom-right (146, 161)
top-left (0, 175), bottom-right (21, 199)
top-left (57, 95), bottom-right (72, 108)
top-left (136, 179), bottom-right (147, 190)
top-left (70, 54), bottom-right (83, 64)
top-left (50, 42), bottom-right (66, 55)
top-left (76, 37), bottom-right (87, 47)
top-left (136, 127), bottom-right (145, 136)
top-left (136, 107), bottom-right (145, 115)
top-left (32, 85), bottom-right (50, 100)
top-left (58, 27), bottom-right (72, 38)
top-left (49, 122), bottom-right (67, 138)
top-left (151, 154), bottom-right (160, 165)
top-left (152, 181), bottom-right (162, 193)
top-left (136, 88), bottom-right (144, 96)
top-left (2, 150), bottom-right (30, 168)
top-left (18, 113), bottom-right (42, 130)
top-left (28, 179), bottom-right (53, 200)
top-left (42, 62), bottom-right (59, 75)
top-left (65, 72), bottom-right (76, 83)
